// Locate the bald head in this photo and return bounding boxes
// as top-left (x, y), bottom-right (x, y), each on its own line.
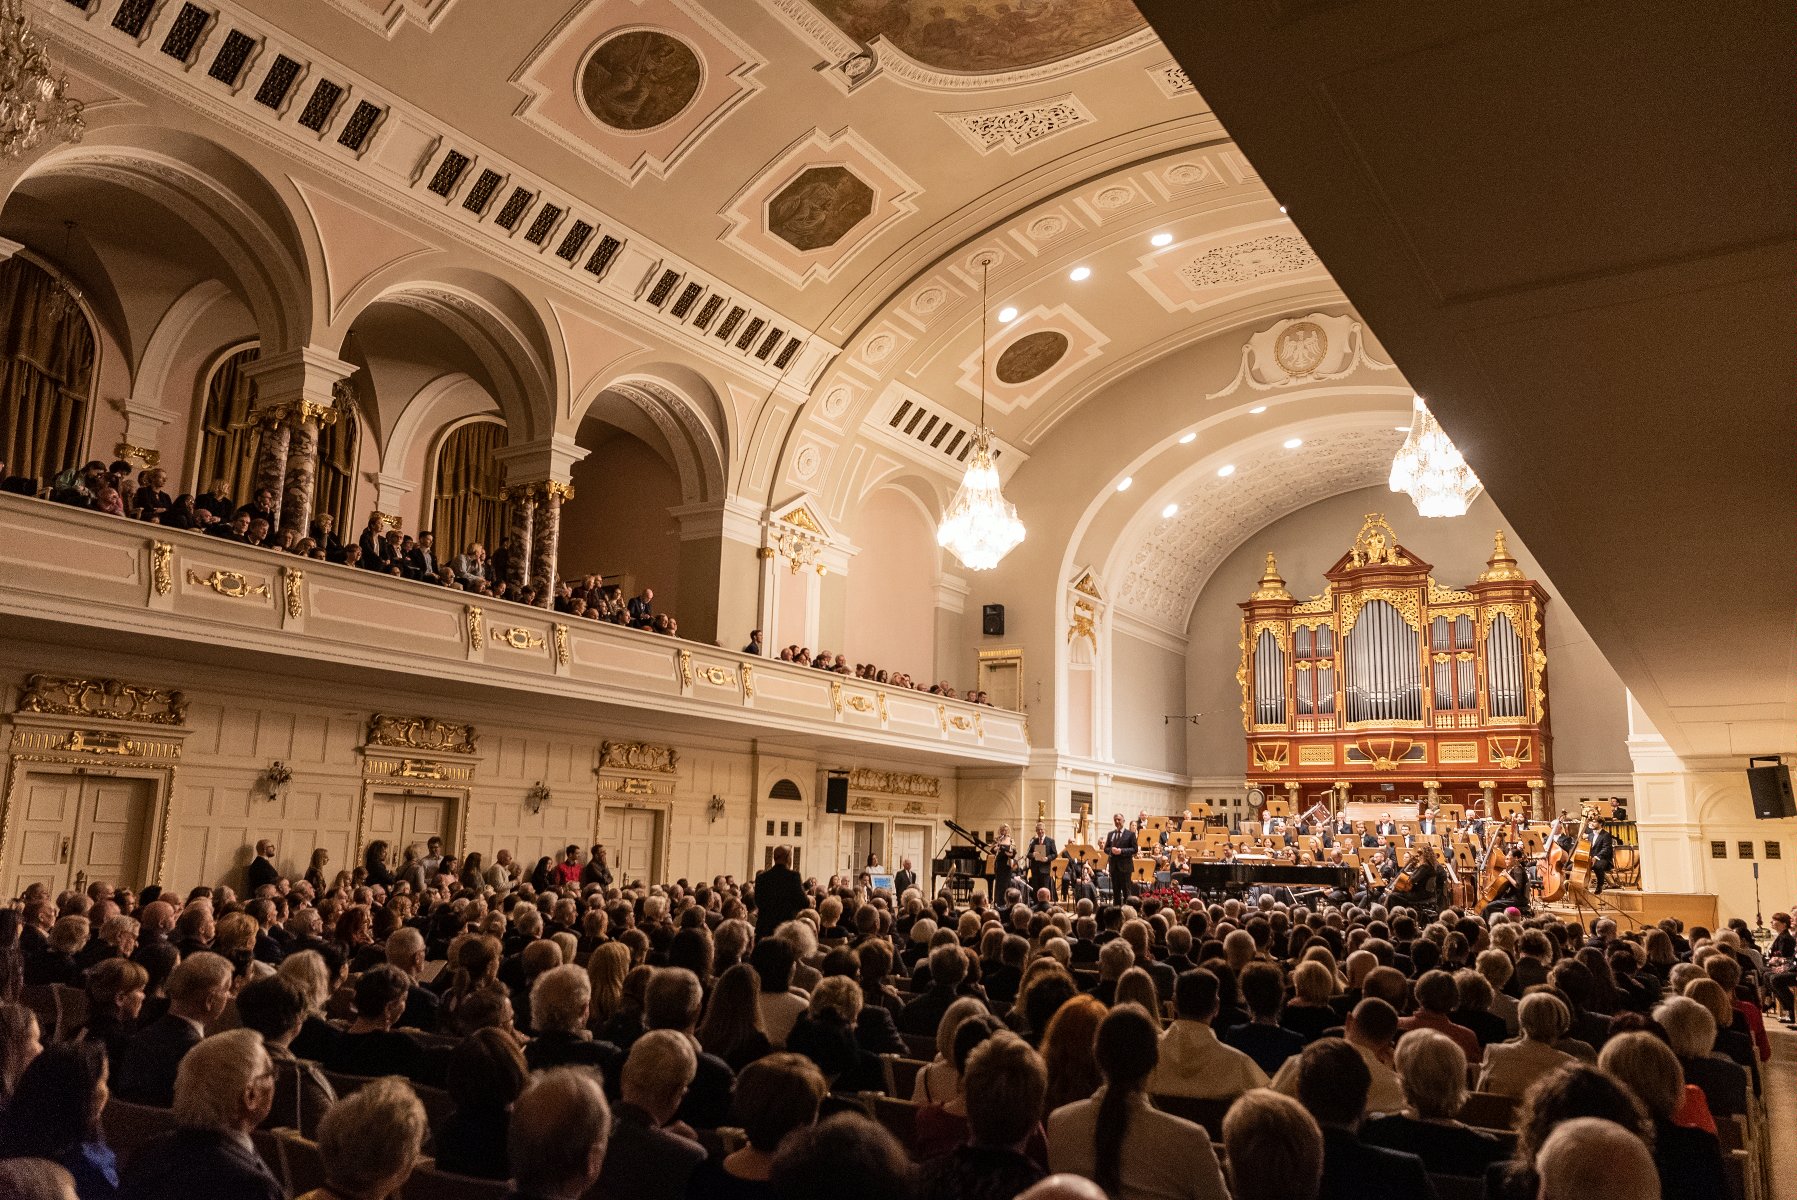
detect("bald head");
top-left (140, 900), bottom-right (175, 932)
top-left (1536, 1118), bottom-right (1658, 1200)
top-left (1016, 1177), bottom-right (1108, 1200)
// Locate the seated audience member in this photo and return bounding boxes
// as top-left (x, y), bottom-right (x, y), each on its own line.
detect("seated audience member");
top-left (0, 1159), bottom-right (79, 1200)
top-left (1534, 1116), bottom-right (1660, 1200)
top-left (594, 1030), bottom-right (705, 1200)
top-left (1221, 1089), bottom-right (1325, 1200)
top-left (1224, 961), bottom-right (1306, 1076)
top-left (1282, 961), bottom-right (1341, 1043)
top-left (81, 958), bottom-right (148, 1066)
top-left (919, 1031), bottom-right (1049, 1200)
top-left (1482, 1063), bottom-right (1653, 1200)
top-left (1293, 1038), bottom-right (1433, 1200)
top-left (900, 942), bottom-right (976, 1035)
top-left (685, 1054), bottom-right (826, 1199)
top-left (1396, 969), bottom-right (1481, 1064)
top-left (785, 976), bottom-right (878, 1092)
top-left (768, 1113), bottom-right (914, 1200)
top-left (696, 962), bottom-right (773, 1072)
top-left (116, 952), bottom-right (232, 1106)
top-left (1477, 992), bottom-right (1575, 1098)
top-left (643, 966), bottom-right (734, 1129)
top-left (1360, 1029), bottom-right (1506, 1177)
top-left (25, 916), bottom-right (86, 986)
top-left (1655, 994), bottom-right (1746, 1117)
top-left (1046, 1004), bottom-right (1228, 1200)
top-left (300, 1076), bottom-right (426, 1200)
top-left (434, 1027), bottom-right (528, 1180)
top-left (234, 975), bottom-right (335, 1139)
top-left (910, 996), bottom-right (989, 1104)
top-left (508, 1067), bottom-right (611, 1200)
top-left (524, 964), bottom-right (621, 1078)
top-left (0, 1042), bottom-right (116, 1199)
top-left (750, 938), bottom-right (809, 1047)
top-left (1147, 967), bottom-right (1267, 1099)
top-left (383, 928), bottom-right (438, 1032)
top-left (914, 1012), bottom-right (1005, 1160)
top-left (324, 964), bottom-right (429, 1082)
top-left (1597, 1031), bottom-right (1729, 1199)
top-left (0, 1003), bottom-right (42, 1109)
top-left (118, 1029), bottom-right (284, 1200)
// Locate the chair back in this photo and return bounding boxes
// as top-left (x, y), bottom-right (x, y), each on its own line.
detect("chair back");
top-left (401, 1160), bottom-right (510, 1200)
top-left (101, 1099), bottom-right (179, 1168)
top-left (900, 1033), bottom-right (936, 1061)
top-left (249, 1127), bottom-right (288, 1192)
top-left (1458, 1091), bottom-right (1519, 1129)
top-left (1428, 1173), bottom-right (1486, 1200)
top-left (412, 1081), bottom-right (458, 1145)
top-left (277, 1131), bottom-right (329, 1196)
top-left (324, 1069), bottom-right (376, 1097)
top-left (51, 983), bottom-right (88, 1041)
top-left (870, 1095), bottom-right (921, 1157)
top-left (19, 984), bottom-right (59, 1040)
top-left (881, 1055), bottom-right (930, 1099)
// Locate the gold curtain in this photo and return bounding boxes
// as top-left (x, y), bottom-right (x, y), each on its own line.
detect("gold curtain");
top-left (0, 256), bottom-right (96, 485)
top-left (194, 345), bottom-right (262, 503)
top-left (431, 420), bottom-right (509, 556)
top-left (315, 386), bottom-right (360, 531)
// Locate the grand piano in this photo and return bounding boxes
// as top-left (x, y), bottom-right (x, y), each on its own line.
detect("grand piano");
top-left (1184, 862), bottom-right (1357, 899)
top-left (932, 820), bottom-right (989, 901)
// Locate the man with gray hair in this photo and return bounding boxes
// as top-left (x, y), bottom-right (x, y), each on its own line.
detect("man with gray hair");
top-left (510, 1067), bottom-right (611, 1200)
top-left (385, 925), bottom-right (438, 1032)
top-left (117, 950), bottom-right (233, 1105)
top-left (1534, 1116), bottom-right (1658, 1200)
top-left (118, 1029), bottom-right (283, 1200)
top-left (899, 942), bottom-right (974, 1034)
top-left (645, 966), bottom-right (734, 1128)
top-left (308, 1076), bottom-right (428, 1200)
top-left (595, 1030), bottom-right (705, 1200)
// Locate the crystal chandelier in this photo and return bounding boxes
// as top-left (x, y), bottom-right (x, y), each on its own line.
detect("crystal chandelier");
top-left (1389, 394), bottom-right (1484, 518)
top-left (937, 260), bottom-right (1024, 571)
top-left (0, 0), bottom-right (82, 161)
top-left (42, 219), bottom-right (79, 324)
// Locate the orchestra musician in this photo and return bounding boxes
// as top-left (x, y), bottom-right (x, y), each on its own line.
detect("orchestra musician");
top-left (1104, 812), bottom-right (1139, 900)
top-left (1026, 822), bottom-right (1057, 894)
top-left (1375, 812), bottom-right (1398, 836)
top-left (1418, 810), bottom-right (1438, 837)
top-left (991, 823), bottom-right (1017, 901)
top-left (1586, 817), bottom-right (1616, 893)
top-left (1482, 844), bottom-right (1532, 917)
top-left (1062, 853), bottom-right (1096, 903)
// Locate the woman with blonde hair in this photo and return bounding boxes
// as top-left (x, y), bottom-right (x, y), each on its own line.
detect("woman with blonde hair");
top-left (1114, 968), bottom-right (1163, 1028)
top-left (584, 941), bottom-right (630, 1031)
top-left (910, 996), bottom-right (988, 1103)
top-left (278, 948), bottom-right (346, 1062)
top-left (303, 848), bottom-right (329, 893)
top-left (1039, 994), bottom-right (1107, 1116)
top-left (1599, 1031), bottom-right (1729, 1198)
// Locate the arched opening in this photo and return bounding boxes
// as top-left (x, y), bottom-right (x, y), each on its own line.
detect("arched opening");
top-left (191, 343), bottom-right (361, 531)
top-left (429, 418), bottom-right (510, 561)
top-left (0, 256), bottom-right (96, 488)
top-left (844, 485), bottom-right (939, 680)
top-left (768, 779), bottom-right (803, 802)
top-left (560, 393), bottom-right (685, 609)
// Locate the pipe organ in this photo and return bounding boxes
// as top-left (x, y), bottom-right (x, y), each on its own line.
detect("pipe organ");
top-left (1238, 515), bottom-right (1551, 815)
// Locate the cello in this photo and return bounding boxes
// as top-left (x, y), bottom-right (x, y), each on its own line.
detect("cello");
top-left (1538, 814), bottom-right (1568, 902)
top-left (1477, 834), bottom-right (1510, 907)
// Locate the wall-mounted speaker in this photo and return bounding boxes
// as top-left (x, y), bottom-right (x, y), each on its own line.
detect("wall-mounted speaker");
top-left (1747, 757), bottom-right (1795, 820)
top-left (982, 604), bottom-right (1005, 636)
top-left (825, 775), bottom-right (848, 814)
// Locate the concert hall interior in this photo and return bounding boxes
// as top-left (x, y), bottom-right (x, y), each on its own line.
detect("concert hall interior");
top-left (0, 2), bottom-right (1789, 1198)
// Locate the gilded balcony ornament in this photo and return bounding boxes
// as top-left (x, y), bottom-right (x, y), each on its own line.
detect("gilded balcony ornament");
top-left (697, 665), bottom-right (737, 687)
top-left (1250, 552), bottom-right (1292, 600)
top-left (150, 541), bottom-right (172, 596)
top-left (491, 625), bottom-right (545, 651)
top-left (677, 650), bottom-right (694, 688)
top-left (17, 674), bottom-right (187, 725)
top-left (186, 568), bottom-right (269, 600)
top-left (742, 664), bottom-right (756, 700)
top-left (465, 606), bottom-right (483, 650)
top-left (282, 566), bottom-right (304, 618)
top-left (598, 741), bottom-right (679, 774)
top-left (366, 714), bottom-right (478, 755)
top-left (1479, 530), bottom-right (1526, 582)
top-left (553, 623), bottom-right (570, 667)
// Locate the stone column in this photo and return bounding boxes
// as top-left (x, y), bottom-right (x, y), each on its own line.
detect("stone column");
top-left (243, 347), bottom-right (356, 539)
top-left (530, 482), bottom-right (569, 607)
top-left (251, 411), bottom-right (290, 526)
top-left (279, 408), bottom-right (328, 542)
top-left (504, 484), bottom-right (536, 593)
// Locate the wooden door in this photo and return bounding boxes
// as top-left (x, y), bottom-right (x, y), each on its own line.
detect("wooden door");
top-left (70, 776), bottom-right (154, 892)
top-left (401, 796), bottom-right (450, 851)
top-left (892, 822), bottom-right (929, 886)
top-left (10, 770), bottom-right (80, 896)
top-left (599, 806), bottom-right (660, 886)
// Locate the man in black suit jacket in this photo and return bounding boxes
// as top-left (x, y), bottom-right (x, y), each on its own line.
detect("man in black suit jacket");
top-left (1102, 813), bottom-right (1138, 900)
top-left (1586, 818), bottom-right (1617, 893)
top-left (408, 529), bottom-right (440, 581)
top-left (119, 1027), bottom-right (285, 1200)
top-left (1026, 822), bottom-right (1058, 895)
top-left (1295, 1039), bottom-right (1434, 1200)
top-left (644, 968), bottom-right (734, 1129)
top-left (245, 839), bottom-right (280, 893)
top-left (899, 944), bottom-right (975, 1035)
top-left (594, 1031), bottom-right (707, 1200)
top-left (752, 845), bottom-right (808, 940)
top-left (893, 858), bottom-right (917, 895)
top-left (117, 951), bottom-right (234, 1106)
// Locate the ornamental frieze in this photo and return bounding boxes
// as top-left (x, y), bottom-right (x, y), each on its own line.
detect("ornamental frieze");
top-left (366, 713), bottom-right (478, 755)
top-left (16, 674), bottom-right (188, 725)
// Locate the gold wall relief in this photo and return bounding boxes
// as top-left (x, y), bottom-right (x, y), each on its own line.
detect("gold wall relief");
top-left (490, 626), bottom-right (545, 651)
top-left (114, 442), bottom-right (160, 468)
top-left (847, 768), bottom-right (940, 798)
top-left (1252, 742), bottom-right (1290, 772)
top-left (598, 740), bottom-right (679, 774)
top-left (150, 541), bottom-right (172, 596)
top-left (553, 624), bottom-right (570, 668)
top-left (678, 650), bottom-right (694, 689)
top-left (830, 680), bottom-right (844, 717)
top-left (1438, 741), bottom-right (1479, 763)
top-left (16, 674), bottom-right (187, 725)
top-left (465, 605), bottom-right (483, 651)
top-left (1298, 745), bottom-right (1334, 765)
top-left (366, 714), bottom-right (478, 755)
top-left (1427, 577), bottom-right (1477, 604)
top-left (1488, 736), bottom-right (1532, 770)
top-left (186, 568), bottom-right (268, 600)
top-left (947, 713), bottom-right (973, 731)
top-left (742, 664), bottom-right (756, 700)
top-left (282, 566), bottom-right (304, 619)
top-left (876, 692), bottom-right (888, 723)
top-left (697, 665), bottom-right (738, 688)
top-left (1338, 588), bottom-right (1421, 637)
top-left (846, 694), bottom-right (874, 713)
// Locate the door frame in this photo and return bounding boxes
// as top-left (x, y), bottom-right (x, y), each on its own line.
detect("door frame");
top-left (355, 748), bottom-right (476, 866)
top-left (1, 711), bottom-right (190, 896)
top-left (596, 798), bottom-right (669, 887)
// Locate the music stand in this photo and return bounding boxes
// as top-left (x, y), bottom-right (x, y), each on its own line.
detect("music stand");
top-left (1266, 799), bottom-right (1293, 818)
top-left (1497, 801), bottom-right (1528, 821)
top-left (1440, 803), bottom-right (1466, 822)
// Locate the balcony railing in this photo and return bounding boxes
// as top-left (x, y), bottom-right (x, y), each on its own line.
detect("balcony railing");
top-left (0, 495), bottom-right (1028, 764)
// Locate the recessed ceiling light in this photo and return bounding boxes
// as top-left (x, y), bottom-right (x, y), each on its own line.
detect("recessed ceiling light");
top-left (1217, 464), bottom-right (1236, 477)
top-left (1395, 425), bottom-right (1409, 431)
top-left (997, 306), bottom-right (1018, 323)
top-left (1161, 503), bottom-right (1179, 519)
top-left (1284, 438), bottom-right (1303, 449)
top-left (1249, 405), bottom-right (1267, 414)
top-left (1116, 476), bottom-right (1133, 492)
top-left (1178, 431), bottom-right (1197, 445)
top-left (1069, 266), bottom-right (1091, 281)
top-left (1278, 205), bottom-right (1288, 214)
top-left (1150, 232), bottom-right (1173, 247)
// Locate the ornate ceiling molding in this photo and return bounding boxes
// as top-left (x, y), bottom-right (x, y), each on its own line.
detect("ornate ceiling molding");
top-left (320, 0), bottom-right (456, 38)
top-left (939, 94), bottom-right (1095, 155)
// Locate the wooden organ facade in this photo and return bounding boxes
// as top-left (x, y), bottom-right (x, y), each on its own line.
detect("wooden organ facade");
top-left (1239, 515), bottom-right (1552, 817)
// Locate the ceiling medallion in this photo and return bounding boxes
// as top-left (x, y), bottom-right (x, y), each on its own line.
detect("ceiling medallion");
top-left (938, 261), bottom-right (1024, 572)
top-left (1389, 395), bottom-right (1484, 518)
top-left (579, 30), bottom-right (702, 132)
top-left (995, 330), bottom-right (1068, 385)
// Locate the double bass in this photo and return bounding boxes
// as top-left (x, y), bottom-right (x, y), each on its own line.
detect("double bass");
top-left (1478, 835), bottom-right (1510, 907)
top-left (1538, 814), bottom-right (1568, 902)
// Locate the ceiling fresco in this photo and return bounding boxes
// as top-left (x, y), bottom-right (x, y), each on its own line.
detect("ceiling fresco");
top-left (768, 165), bottom-right (875, 252)
top-left (578, 30), bottom-right (704, 131)
top-left (808, 0), bottom-right (1147, 74)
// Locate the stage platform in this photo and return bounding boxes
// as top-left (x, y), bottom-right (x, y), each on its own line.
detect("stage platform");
top-left (1540, 888), bottom-right (1718, 932)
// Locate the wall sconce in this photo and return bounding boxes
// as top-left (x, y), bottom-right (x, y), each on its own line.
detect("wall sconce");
top-left (262, 761), bottom-right (293, 803)
top-left (707, 794), bottom-right (726, 823)
top-left (526, 781), bottom-right (551, 815)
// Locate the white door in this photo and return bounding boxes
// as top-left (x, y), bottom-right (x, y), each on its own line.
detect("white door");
top-left (840, 820), bottom-right (883, 876)
top-left (599, 806), bottom-right (660, 886)
top-left (7, 771), bottom-right (155, 896)
top-left (892, 822), bottom-right (929, 889)
top-left (364, 793), bottom-right (452, 864)
top-left (10, 771), bottom-right (80, 897)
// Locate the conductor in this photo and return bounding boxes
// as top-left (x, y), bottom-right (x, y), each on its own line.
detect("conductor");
top-left (1103, 812), bottom-right (1138, 901)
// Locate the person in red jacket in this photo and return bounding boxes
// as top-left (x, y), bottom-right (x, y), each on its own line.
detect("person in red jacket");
top-left (554, 844), bottom-right (583, 887)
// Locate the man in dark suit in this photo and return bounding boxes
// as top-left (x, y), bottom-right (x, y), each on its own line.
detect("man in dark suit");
top-left (644, 968), bottom-right (733, 1129)
top-left (234, 486), bottom-right (278, 527)
top-left (1375, 813), bottom-right (1397, 836)
top-left (752, 845), bottom-right (808, 940)
top-left (627, 588), bottom-right (656, 627)
top-left (1103, 812), bottom-right (1138, 900)
top-left (119, 1027), bottom-right (285, 1200)
top-left (325, 965), bottom-right (433, 1083)
top-left (117, 952), bottom-right (234, 1105)
top-left (594, 1031), bottom-right (706, 1200)
top-left (245, 838), bottom-right (280, 893)
top-left (385, 928), bottom-right (439, 1033)
top-left (1295, 1039), bottom-right (1434, 1200)
top-left (1586, 818), bottom-right (1617, 893)
top-left (900, 943), bottom-right (976, 1035)
top-left (408, 529), bottom-right (440, 581)
top-left (893, 857), bottom-right (917, 895)
top-left (1026, 822), bottom-right (1058, 895)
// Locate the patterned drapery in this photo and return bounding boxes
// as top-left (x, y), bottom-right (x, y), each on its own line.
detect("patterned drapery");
top-left (431, 419), bottom-right (509, 557)
top-left (0, 256), bottom-right (95, 487)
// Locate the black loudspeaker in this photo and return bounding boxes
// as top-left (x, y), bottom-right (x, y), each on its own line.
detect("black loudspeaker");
top-left (982, 604), bottom-right (1005, 636)
top-left (825, 776), bottom-right (848, 814)
top-left (1747, 758), bottom-right (1795, 819)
